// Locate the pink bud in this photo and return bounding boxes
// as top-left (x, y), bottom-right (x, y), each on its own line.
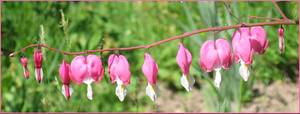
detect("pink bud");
top-left (176, 43), bottom-right (192, 76)
top-left (200, 38), bottom-right (232, 88)
top-left (70, 55), bottom-right (104, 100)
top-left (142, 53), bottom-right (158, 101)
top-left (176, 43), bottom-right (195, 91)
top-left (33, 49), bottom-right (43, 83)
top-left (142, 53), bottom-right (158, 85)
top-left (59, 60), bottom-right (71, 85)
top-left (249, 26), bottom-right (269, 54)
top-left (278, 27), bottom-right (284, 54)
top-left (20, 57), bottom-right (29, 79)
top-left (59, 60), bottom-right (73, 100)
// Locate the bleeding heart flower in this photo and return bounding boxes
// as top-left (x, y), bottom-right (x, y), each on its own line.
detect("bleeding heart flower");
top-left (33, 48), bottom-right (43, 83)
top-left (200, 38), bottom-right (232, 88)
top-left (232, 27), bottom-right (254, 81)
top-left (59, 60), bottom-right (73, 100)
top-left (176, 43), bottom-right (194, 92)
top-left (70, 55), bottom-right (104, 100)
top-left (20, 56), bottom-right (29, 79)
top-left (108, 54), bottom-right (131, 102)
top-left (249, 26), bottom-right (269, 54)
top-left (278, 26), bottom-right (285, 54)
top-left (142, 53), bottom-right (158, 101)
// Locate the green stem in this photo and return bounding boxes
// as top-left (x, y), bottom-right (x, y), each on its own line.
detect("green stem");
top-left (237, 78), bottom-right (243, 112)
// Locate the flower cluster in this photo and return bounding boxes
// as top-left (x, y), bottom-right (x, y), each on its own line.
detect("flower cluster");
top-left (20, 26), bottom-right (285, 102)
top-left (200, 26), bottom-right (269, 88)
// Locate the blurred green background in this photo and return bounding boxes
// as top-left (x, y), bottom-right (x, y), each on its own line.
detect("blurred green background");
top-left (1, 1), bottom-right (298, 112)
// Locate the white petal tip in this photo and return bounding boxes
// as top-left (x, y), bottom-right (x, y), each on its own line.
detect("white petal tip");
top-left (214, 69), bottom-right (222, 88)
top-left (116, 84), bottom-right (127, 102)
top-left (35, 68), bottom-right (43, 83)
top-left (146, 84), bottom-right (157, 102)
top-left (239, 62), bottom-right (250, 82)
top-left (214, 81), bottom-right (220, 89)
top-left (180, 74), bottom-right (195, 92)
top-left (61, 85), bottom-right (73, 100)
top-left (87, 84), bottom-right (93, 100)
top-left (61, 86), bottom-right (66, 99)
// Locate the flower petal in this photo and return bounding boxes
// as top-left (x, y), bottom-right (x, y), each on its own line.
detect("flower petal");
top-left (180, 74), bottom-right (195, 92)
top-left (142, 53), bottom-right (158, 85)
top-left (87, 55), bottom-right (102, 82)
top-left (214, 68), bottom-right (222, 88)
top-left (200, 40), bottom-right (220, 72)
top-left (239, 61), bottom-right (250, 81)
top-left (215, 38), bottom-right (232, 69)
top-left (145, 83), bottom-right (158, 102)
top-left (176, 43), bottom-right (192, 76)
top-left (70, 56), bottom-right (87, 84)
top-left (116, 55), bottom-right (131, 85)
top-left (108, 54), bottom-right (118, 83)
top-left (115, 81), bottom-right (127, 102)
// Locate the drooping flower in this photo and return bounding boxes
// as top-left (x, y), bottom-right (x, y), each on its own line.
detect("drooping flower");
top-left (70, 55), bottom-right (104, 100)
top-left (33, 48), bottom-right (43, 83)
top-left (59, 60), bottom-right (73, 100)
top-left (278, 26), bottom-right (285, 54)
top-left (249, 26), bottom-right (269, 54)
top-left (108, 54), bottom-right (131, 102)
top-left (232, 27), bottom-right (254, 81)
top-left (176, 43), bottom-right (194, 92)
top-left (200, 38), bottom-right (232, 88)
top-left (142, 53), bottom-right (158, 101)
top-left (20, 56), bottom-right (29, 79)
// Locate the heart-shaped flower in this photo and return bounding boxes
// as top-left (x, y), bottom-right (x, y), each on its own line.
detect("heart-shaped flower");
top-left (249, 26), bottom-right (269, 54)
top-left (108, 54), bottom-right (131, 102)
top-left (232, 27), bottom-right (254, 81)
top-left (70, 55), bottom-right (104, 100)
top-left (200, 38), bottom-right (232, 88)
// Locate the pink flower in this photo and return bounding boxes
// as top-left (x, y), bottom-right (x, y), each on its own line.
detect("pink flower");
top-left (200, 38), bottom-right (232, 88)
top-left (33, 48), bottom-right (43, 83)
top-left (108, 54), bottom-right (131, 102)
top-left (70, 55), bottom-right (104, 100)
top-left (20, 56), bottom-right (29, 79)
top-left (249, 26), bottom-right (269, 54)
top-left (232, 27), bottom-right (254, 81)
top-left (278, 26), bottom-right (285, 54)
top-left (142, 53), bottom-right (158, 101)
top-left (176, 43), bottom-right (194, 91)
top-left (59, 60), bottom-right (73, 100)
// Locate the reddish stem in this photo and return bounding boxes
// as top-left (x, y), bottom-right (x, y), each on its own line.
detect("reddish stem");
top-left (271, 0), bottom-right (289, 21)
top-left (248, 16), bottom-right (283, 21)
top-left (9, 20), bottom-right (297, 57)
